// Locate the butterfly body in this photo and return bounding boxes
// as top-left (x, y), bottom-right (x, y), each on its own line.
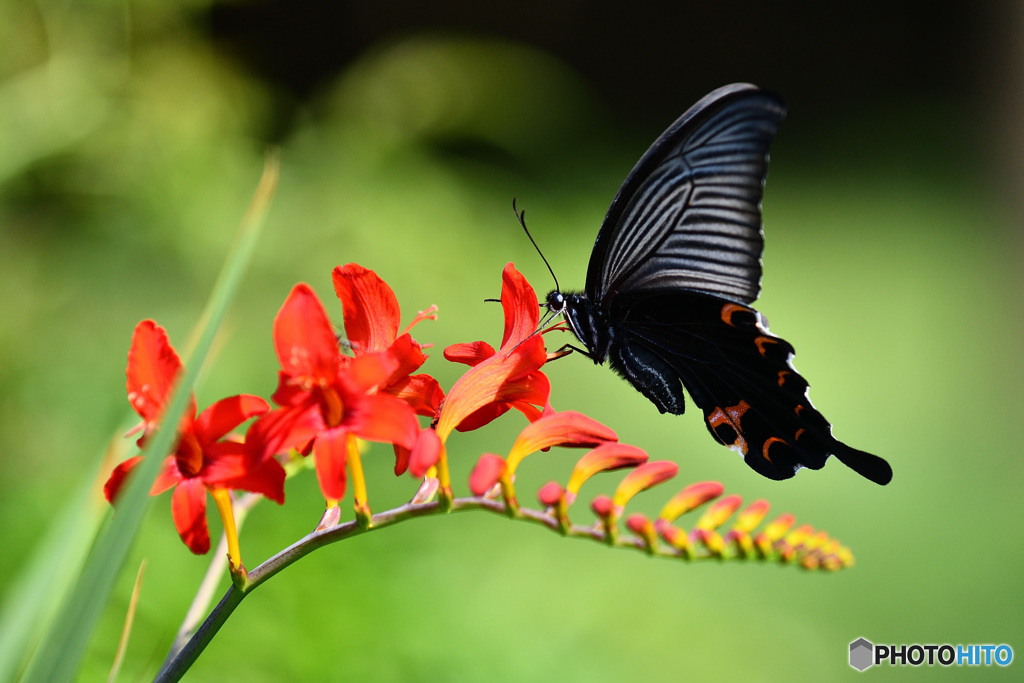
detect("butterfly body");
top-left (547, 83), bottom-right (892, 485)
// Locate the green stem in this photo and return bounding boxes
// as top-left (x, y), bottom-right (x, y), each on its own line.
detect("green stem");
top-left (155, 496), bottom-right (823, 680)
top-left (154, 586), bottom-right (244, 682)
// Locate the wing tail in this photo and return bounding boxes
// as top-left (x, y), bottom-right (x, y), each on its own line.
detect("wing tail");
top-left (832, 444), bottom-right (893, 485)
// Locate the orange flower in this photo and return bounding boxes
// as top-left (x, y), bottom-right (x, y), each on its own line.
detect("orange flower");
top-left (433, 263), bottom-right (550, 442)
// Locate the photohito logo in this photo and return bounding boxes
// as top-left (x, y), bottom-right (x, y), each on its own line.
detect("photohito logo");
top-left (849, 637), bottom-right (1013, 670)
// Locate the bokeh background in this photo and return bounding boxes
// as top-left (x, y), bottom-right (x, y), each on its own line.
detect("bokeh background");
top-left (2, 1), bottom-right (1022, 680)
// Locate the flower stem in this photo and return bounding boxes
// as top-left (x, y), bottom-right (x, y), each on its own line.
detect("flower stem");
top-left (154, 585), bottom-right (244, 682)
top-left (156, 495), bottom-right (846, 679)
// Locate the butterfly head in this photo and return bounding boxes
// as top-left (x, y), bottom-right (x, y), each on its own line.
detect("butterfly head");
top-left (545, 290), bottom-right (566, 315)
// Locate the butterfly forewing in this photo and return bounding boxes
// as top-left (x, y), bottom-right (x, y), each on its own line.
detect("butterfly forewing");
top-left (587, 84), bottom-right (786, 306)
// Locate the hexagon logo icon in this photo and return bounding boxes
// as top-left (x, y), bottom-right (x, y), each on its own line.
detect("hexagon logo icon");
top-left (849, 638), bottom-right (874, 671)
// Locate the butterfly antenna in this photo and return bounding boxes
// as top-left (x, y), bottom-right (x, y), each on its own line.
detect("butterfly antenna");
top-left (513, 198), bottom-right (561, 297)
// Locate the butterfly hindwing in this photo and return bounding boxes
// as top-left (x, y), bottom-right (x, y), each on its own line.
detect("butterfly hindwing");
top-left (605, 290), bottom-right (891, 483)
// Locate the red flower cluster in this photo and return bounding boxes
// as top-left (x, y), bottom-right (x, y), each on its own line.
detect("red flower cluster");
top-left (246, 264), bottom-right (443, 503)
top-left (104, 261), bottom-right (853, 573)
top-left (103, 262), bottom-right (648, 556)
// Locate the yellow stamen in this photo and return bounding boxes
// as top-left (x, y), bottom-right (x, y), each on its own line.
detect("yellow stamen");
top-left (347, 434), bottom-right (371, 528)
top-left (210, 487), bottom-right (242, 573)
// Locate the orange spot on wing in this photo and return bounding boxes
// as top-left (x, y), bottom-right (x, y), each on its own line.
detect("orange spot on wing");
top-left (762, 436), bottom-right (788, 464)
top-left (720, 303), bottom-right (751, 327)
top-left (777, 370), bottom-right (790, 386)
top-left (795, 427), bottom-right (806, 441)
top-left (754, 336), bottom-right (778, 356)
top-left (707, 400), bottom-right (751, 455)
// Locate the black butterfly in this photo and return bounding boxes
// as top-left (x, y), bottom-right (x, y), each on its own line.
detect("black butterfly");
top-left (545, 83), bottom-right (892, 484)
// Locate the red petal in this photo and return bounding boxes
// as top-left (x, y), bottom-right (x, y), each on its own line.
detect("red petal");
top-left (171, 478), bottom-right (210, 554)
top-left (434, 345), bottom-right (548, 440)
top-left (393, 443), bottom-right (411, 476)
top-left (270, 370), bottom-right (313, 407)
top-left (346, 393), bottom-right (418, 450)
top-left (408, 428), bottom-right (442, 478)
top-left (385, 334), bottom-right (428, 380)
top-left (198, 441), bottom-right (249, 481)
top-left (343, 351), bottom-right (399, 394)
top-left (443, 341), bottom-right (495, 366)
top-left (312, 428), bottom-right (349, 501)
top-left (501, 336), bottom-right (548, 382)
top-left (591, 494), bottom-right (614, 518)
top-left (509, 400), bottom-right (545, 423)
top-left (152, 456), bottom-right (182, 495)
top-left (104, 455), bottom-right (182, 502)
top-left (453, 402), bottom-right (510, 433)
top-left (273, 284), bottom-right (340, 384)
top-left (499, 263), bottom-right (540, 349)
top-left (194, 394), bottom-right (270, 445)
top-left (492, 370), bottom-right (550, 411)
top-left (246, 403), bottom-right (324, 461)
top-left (385, 373), bottom-right (445, 417)
top-left (626, 513), bottom-right (654, 537)
top-left (103, 456), bottom-right (143, 503)
top-left (206, 442), bottom-right (287, 504)
top-left (126, 320), bottom-right (189, 422)
top-left (332, 263), bottom-right (401, 354)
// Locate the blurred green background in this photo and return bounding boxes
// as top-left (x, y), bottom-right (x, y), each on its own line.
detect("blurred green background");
top-left (2, 1), bottom-right (1022, 680)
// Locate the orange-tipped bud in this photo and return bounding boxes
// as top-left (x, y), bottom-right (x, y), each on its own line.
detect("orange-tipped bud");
top-left (566, 443), bottom-right (648, 496)
top-left (612, 460), bottom-right (677, 508)
top-left (591, 494), bottom-right (614, 519)
top-left (537, 481), bottom-right (564, 507)
top-left (658, 481), bottom-right (724, 523)
top-left (626, 513), bottom-right (658, 553)
top-left (732, 499), bottom-right (770, 533)
top-left (695, 494), bottom-right (743, 531)
top-left (506, 411), bottom-right (617, 474)
top-left (469, 454), bottom-right (507, 496)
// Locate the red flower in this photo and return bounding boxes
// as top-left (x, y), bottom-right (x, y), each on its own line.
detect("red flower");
top-left (249, 283), bottom-right (420, 501)
top-left (433, 263), bottom-right (551, 442)
top-left (332, 263), bottom-right (444, 416)
top-left (104, 320), bottom-right (283, 555)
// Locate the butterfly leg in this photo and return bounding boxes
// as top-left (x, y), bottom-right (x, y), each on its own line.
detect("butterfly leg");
top-left (609, 342), bottom-right (687, 415)
top-left (548, 343), bottom-right (601, 363)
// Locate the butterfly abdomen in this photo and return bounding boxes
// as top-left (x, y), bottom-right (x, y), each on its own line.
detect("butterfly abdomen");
top-left (607, 336), bottom-right (688, 415)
